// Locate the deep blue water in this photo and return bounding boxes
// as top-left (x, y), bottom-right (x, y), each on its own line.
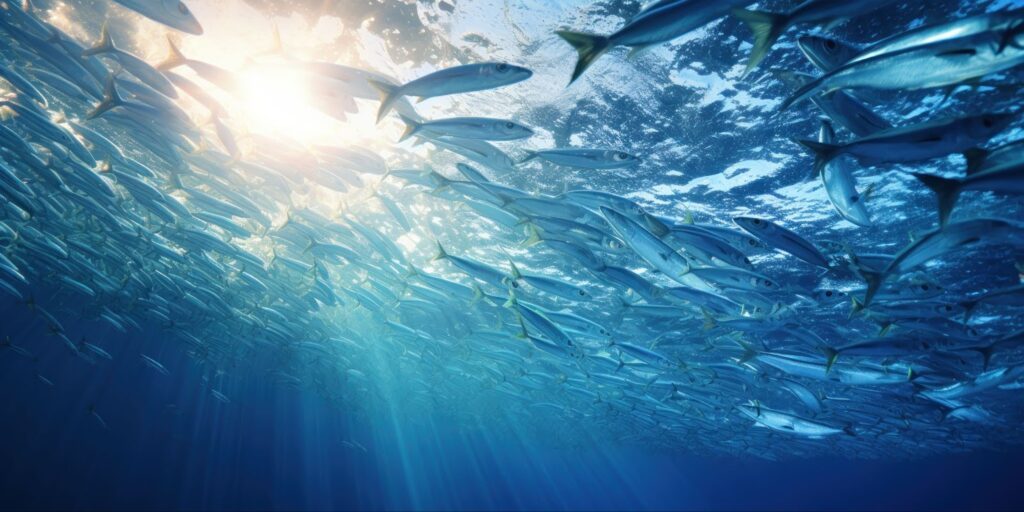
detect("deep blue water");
top-left (1, 294), bottom-right (1022, 511)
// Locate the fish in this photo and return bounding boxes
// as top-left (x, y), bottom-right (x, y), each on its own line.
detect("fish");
top-left (556, 0), bottom-right (755, 84)
top-left (82, 24), bottom-right (178, 99)
top-left (817, 120), bottom-right (872, 226)
top-left (795, 113), bottom-right (1014, 175)
top-left (782, 23), bottom-right (1024, 110)
top-left (733, 0), bottom-right (898, 76)
top-left (111, 0), bottom-right (204, 35)
top-left (397, 115), bottom-right (533, 142)
top-left (733, 217), bottom-right (829, 268)
top-left (521, 149), bottom-right (640, 169)
top-left (737, 402), bottom-right (849, 438)
top-left (914, 161), bottom-right (1024, 226)
top-left (370, 62), bottom-right (532, 122)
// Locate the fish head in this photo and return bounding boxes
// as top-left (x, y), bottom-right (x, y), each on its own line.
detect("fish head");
top-left (797, 35), bottom-right (857, 71)
top-left (965, 112), bottom-right (1015, 140)
top-left (159, 0), bottom-right (204, 35)
top-left (733, 216), bottom-right (775, 236)
top-left (756, 276), bottom-right (776, 291)
top-left (813, 288), bottom-right (846, 303)
top-left (604, 150), bottom-right (639, 166)
top-left (492, 119), bottom-right (534, 139)
top-left (481, 62), bottom-right (533, 85)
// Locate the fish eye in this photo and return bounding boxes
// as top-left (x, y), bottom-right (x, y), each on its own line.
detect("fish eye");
top-left (982, 116), bottom-right (994, 128)
top-left (763, 280), bottom-right (773, 288)
top-left (496, 63), bottom-right (509, 72)
top-left (614, 152), bottom-right (630, 161)
top-left (825, 39), bottom-right (837, 50)
top-left (921, 284), bottom-right (929, 291)
top-left (825, 290), bottom-right (833, 297)
top-left (922, 342), bottom-right (931, 350)
top-left (178, 1), bottom-right (189, 14)
top-left (505, 122), bottom-right (515, 129)
top-left (578, 290), bottom-right (586, 296)
top-left (752, 219), bottom-right (762, 225)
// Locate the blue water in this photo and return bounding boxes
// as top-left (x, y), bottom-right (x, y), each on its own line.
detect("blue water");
top-left (2, 293), bottom-right (1022, 510)
top-left (4, 0), bottom-right (1024, 509)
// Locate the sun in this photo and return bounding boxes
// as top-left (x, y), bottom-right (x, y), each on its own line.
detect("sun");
top-left (236, 64), bottom-right (336, 145)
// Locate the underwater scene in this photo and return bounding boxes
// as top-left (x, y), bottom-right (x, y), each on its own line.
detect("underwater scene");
top-left (2, 0), bottom-right (1024, 509)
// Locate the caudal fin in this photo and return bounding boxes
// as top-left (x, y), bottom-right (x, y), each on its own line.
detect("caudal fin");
top-left (87, 74), bottom-right (124, 119)
top-left (369, 80), bottom-right (401, 124)
top-left (732, 9), bottom-right (789, 77)
top-left (82, 23), bottom-right (114, 57)
top-left (432, 241), bottom-right (448, 262)
top-left (518, 150), bottom-right (539, 165)
top-left (913, 173), bottom-right (963, 227)
top-left (555, 30), bottom-right (611, 85)
top-left (397, 114), bottom-right (421, 143)
top-left (157, 36), bottom-right (188, 71)
top-left (794, 138), bottom-right (841, 175)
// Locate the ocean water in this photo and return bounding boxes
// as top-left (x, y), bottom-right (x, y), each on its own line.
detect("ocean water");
top-left (2, 0), bottom-right (1024, 509)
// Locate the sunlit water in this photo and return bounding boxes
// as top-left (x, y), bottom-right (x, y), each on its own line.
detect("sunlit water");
top-left (2, 0), bottom-right (1024, 509)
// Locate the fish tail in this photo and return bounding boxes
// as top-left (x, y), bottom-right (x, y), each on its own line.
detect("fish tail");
top-left (732, 8), bottom-right (788, 77)
top-left (822, 346), bottom-right (838, 373)
top-left (518, 150), bottom-right (538, 165)
top-left (555, 30), bottom-right (611, 85)
top-left (700, 307), bottom-right (717, 331)
top-left (962, 147), bottom-right (989, 175)
top-left (849, 295), bottom-right (866, 317)
top-left (856, 269), bottom-right (884, 311)
top-left (368, 80), bottom-right (400, 124)
top-left (507, 258), bottom-right (522, 280)
top-left (87, 75), bottom-right (124, 119)
top-left (912, 173), bottom-right (963, 227)
top-left (432, 241), bottom-right (448, 261)
top-left (397, 114), bottom-right (420, 143)
top-left (736, 339), bottom-right (758, 364)
top-left (157, 36), bottom-right (188, 71)
top-left (793, 138), bottom-right (840, 175)
top-left (82, 22), bottom-right (114, 57)
top-left (521, 224), bottom-right (543, 247)
top-left (960, 299), bottom-right (978, 323)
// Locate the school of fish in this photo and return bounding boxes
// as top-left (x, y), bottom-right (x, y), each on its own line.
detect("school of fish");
top-left (1, 0), bottom-right (1024, 458)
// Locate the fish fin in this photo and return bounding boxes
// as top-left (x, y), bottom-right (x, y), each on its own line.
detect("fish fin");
top-left (521, 224), bottom-right (543, 247)
top-left (822, 347), bottom-right (838, 373)
top-left (912, 173), bottom-right (962, 227)
top-left (962, 147), bottom-right (989, 175)
top-left (368, 80), bottom-right (400, 124)
top-left (793, 138), bottom-right (840, 175)
top-left (960, 300), bottom-right (978, 323)
top-left (736, 339), bottom-right (758, 364)
top-left (397, 113), bottom-right (420, 143)
top-left (780, 75), bottom-right (828, 111)
top-left (849, 295), bottom-right (866, 317)
top-left (555, 30), bottom-right (611, 85)
top-left (507, 258), bottom-right (522, 281)
top-left (503, 287), bottom-right (518, 309)
top-left (432, 241), bottom-right (448, 261)
top-left (82, 22), bottom-right (114, 57)
top-left (732, 9), bottom-right (789, 78)
top-left (700, 307), bottom-right (717, 331)
top-left (87, 74), bottom-right (124, 119)
top-left (157, 36), bottom-right (188, 71)
top-left (517, 150), bottom-right (539, 165)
